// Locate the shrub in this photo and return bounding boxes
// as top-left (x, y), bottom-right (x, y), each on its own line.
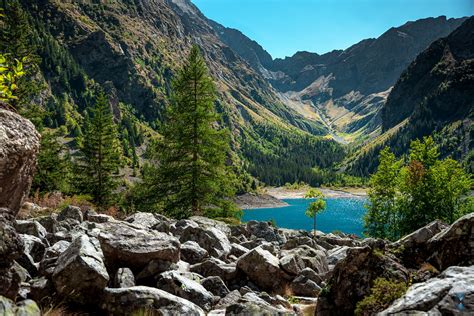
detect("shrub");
top-left (355, 278), bottom-right (407, 316)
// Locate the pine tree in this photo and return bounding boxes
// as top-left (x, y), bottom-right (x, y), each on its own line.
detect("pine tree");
top-left (141, 45), bottom-right (236, 219)
top-left (0, 0), bottom-right (41, 110)
top-left (74, 92), bottom-right (122, 207)
top-left (32, 131), bottom-right (72, 194)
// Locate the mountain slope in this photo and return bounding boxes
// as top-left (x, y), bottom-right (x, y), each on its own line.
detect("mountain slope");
top-left (20, 0), bottom-right (342, 187)
top-left (345, 16), bottom-right (474, 175)
top-left (212, 16), bottom-right (467, 139)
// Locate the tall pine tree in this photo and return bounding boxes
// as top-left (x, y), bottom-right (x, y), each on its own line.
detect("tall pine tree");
top-left (75, 92), bottom-right (122, 207)
top-left (0, 0), bottom-right (41, 110)
top-left (141, 45), bottom-right (236, 219)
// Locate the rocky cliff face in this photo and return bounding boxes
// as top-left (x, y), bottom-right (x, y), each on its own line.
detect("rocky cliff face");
top-left (213, 16), bottom-right (467, 137)
top-left (345, 17), bottom-right (474, 175)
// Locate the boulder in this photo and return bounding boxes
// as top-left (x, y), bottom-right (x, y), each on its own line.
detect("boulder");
top-left (0, 295), bottom-right (40, 316)
top-left (14, 221), bottom-right (47, 239)
top-left (20, 234), bottom-right (46, 263)
top-left (0, 212), bottom-right (24, 299)
top-left (87, 213), bottom-right (113, 223)
top-left (113, 267), bottom-right (135, 288)
top-left (36, 215), bottom-right (58, 234)
top-left (236, 247), bottom-right (289, 292)
top-left (315, 246), bottom-right (409, 315)
top-left (0, 109), bottom-right (40, 214)
top-left (124, 212), bottom-right (168, 229)
top-left (190, 258), bottom-right (238, 281)
top-left (201, 276), bottom-right (230, 297)
top-left (171, 219), bottom-right (199, 236)
top-left (229, 243), bottom-right (248, 258)
top-left (391, 220), bottom-right (448, 268)
top-left (52, 235), bottom-right (109, 305)
top-left (57, 205), bottom-right (83, 222)
top-left (98, 221), bottom-right (180, 271)
top-left (290, 268), bottom-right (322, 297)
top-left (181, 241), bottom-right (209, 264)
top-left (180, 225), bottom-right (231, 259)
top-left (39, 240), bottom-right (70, 276)
top-left (381, 266), bottom-right (474, 315)
top-left (157, 271), bottom-right (215, 311)
top-left (29, 277), bottom-right (54, 303)
top-left (282, 236), bottom-right (327, 253)
top-left (101, 286), bottom-right (205, 315)
top-left (427, 213), bottom-right (474, 270)
top-left (279, 245), bottom-right (328, 275)
top-left (246, 221), bottom-right (286, 244)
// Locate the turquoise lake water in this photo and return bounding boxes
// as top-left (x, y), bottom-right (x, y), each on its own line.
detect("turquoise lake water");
top-left (242, 198), bottom-right (367, 236)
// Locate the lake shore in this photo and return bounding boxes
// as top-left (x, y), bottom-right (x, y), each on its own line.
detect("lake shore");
top-left (236, 186), bottom-right (367, 209)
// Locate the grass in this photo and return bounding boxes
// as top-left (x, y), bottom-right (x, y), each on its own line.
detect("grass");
top-left (355, 278), bottom-right (407, 316)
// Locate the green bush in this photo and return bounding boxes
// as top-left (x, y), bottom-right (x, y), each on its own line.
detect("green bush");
top-left (355, 278), bottom-right (407, 316)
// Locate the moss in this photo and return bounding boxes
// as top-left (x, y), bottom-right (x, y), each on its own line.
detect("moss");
top-left (355, 278), bottom-right (407, 316)
top-left (319, 283), bottom-right (332, 298)
top-left (288, 296), bottom-right (300, 304)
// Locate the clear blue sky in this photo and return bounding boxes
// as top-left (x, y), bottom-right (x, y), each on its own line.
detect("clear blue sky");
top-left (192, 0), bottom-right (473, 59)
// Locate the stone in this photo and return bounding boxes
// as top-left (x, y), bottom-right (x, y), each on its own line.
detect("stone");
top-left (391, 220), bottom-right (448, 268)
top-left (0, 213), bottom-right (24, 299)
top-left (201, 276), bottom-right (230, 297)
top-left (171, 219), bottom-right (199, 236)
top-left (15, 221), bottom-right (47, 239)
top-left (39, 240), bottom-right (71, 276)
top-left (189, 216), bottom-right (231, 235)
top-left (280, 245), bottom-right (328, 275)
top-left (57, 205), bottom-right (83, 222)
top-left (327, 246), bottom-right (349, 267)
top-left (180, 225), bottom-right (231, 259)
top-left (29, 277), bottom-right (54, 303)
top-left (190, 258), bottom-right (237, 282)
top-left (0, 109), bottom-right (40, 214)
top-left (136, 259), bottom-right (179, 284)
top-left (124, 212), bottom-right (168, 229)
top-left (291, 268), bottom-right (322, 297)
top-left (0, 295), bottom-right (40, 316)
top-left (236, 247), bottom-right (289, 292)
top-left (181, 241), bottom-right (209, 264)
top-left (315, 246), bottom-right (409, 315)
top-left (87, 213), bottom-right (113, 223)
top-left (427, 213), bottom-right (474, 270)
top-left (36, 215), bottom-right (58, 234)
top-left (20, 234), bottom-right (46, 263)
top-left (52, 235), bottom-right (109, 305)
top-left (0, 266), bottom-right (22, 300)
top-left (98, 221), bottom-right (180, 272)
top-left (229, 243), bottom-right (248, 258)
top-left (101, 286), bottom-right (205, 315)
top-left (246, 221), bottom-right (286, 244)
top-left (381, 266), bottom-right (474, 315)
top-left (282, 236), bottom-right (327, 253)
top-left (113, 267), bottom-right (135, 288)
top-left (157, 271), bottom-right (215, 311)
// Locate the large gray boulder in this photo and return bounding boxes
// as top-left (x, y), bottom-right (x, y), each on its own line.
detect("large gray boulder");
top-left (180, 225), bottom-right (231, 259)
top-left (52, 235), bottom-right (109, 305)
top-left (181, 241), bottom-right (209, 264)
top-left (14, 220), bottom-right (47, 239)
top-left (236, 247), bottom-right (290, 292)
top-left (113, 267), bottom-right (135, 288)
top-left (246, 221), bottom-right (286, 244)
top-left (124, 212), bottom-right (168, 229)
top-left (190, 258), bottom-right (237, 281)
top-left (201, 276), bottom-right (230, 298)
top-left (0, 109), bottom-right (40, 214)
top-left (98, 221), bottom-right (180, 271)
top-left (157, 271), bottom-right (215, 311)
top-left (316, 246), bottom-right (409, 315)
top-left (427, 213), bottom-right (474, 270)
top-left (279, 245), bottom-right (328, 275)
top-left (102, 286), bottom-right (205, 315)
top-left (381, 266), bottom-right (474, 315)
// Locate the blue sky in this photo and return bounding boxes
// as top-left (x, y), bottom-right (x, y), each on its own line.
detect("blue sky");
top-left (192, 0), bottom-right (473, 59)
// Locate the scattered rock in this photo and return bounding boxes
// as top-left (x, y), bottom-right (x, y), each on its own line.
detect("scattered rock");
top-left (113, 267), bottom-right (135, 288)
top-left (381, 266), bottom-right (474, 315)
top-left (14, 221), bottom-right (47, 239)
top-left (181, 241), bottom-right (209, 264)
top-left (316, 246), bottom-right (409, 315)
top-left (246, 221), bottom-right (286, 244)
top-left (236, 247), bottom-right (289, 292)
top-left (57, 206), bottom-right (83, 223)
top-left (190, 258), bottom-right (237, 282)
top-left (102, 286), bottom-right (205, 315)
top-left (201, 276), bottom-right (230, 297)
top-left (180, 225), bottom-right (231, 259)
top-left (280, 245), bottom-right (328, 275)
top-left (0, 295), bottom-right (40, 316)
top-left (125, 212), bottom-right (168, 229)
top-left (157, 270), bottom-right (215, 311)
top-left (52, 235), bottom-right (109, 305)
top-left (427, 213), bottom-right (474, 270)
top-left (98, 221), bottom-right (180, 271)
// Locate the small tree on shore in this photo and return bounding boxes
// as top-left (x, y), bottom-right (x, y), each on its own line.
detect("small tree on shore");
top-left (304, 188), bottom-right (326, 237)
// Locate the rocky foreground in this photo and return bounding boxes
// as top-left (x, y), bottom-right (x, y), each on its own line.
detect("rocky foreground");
top-left (0, 204), bottom-right (473, 315)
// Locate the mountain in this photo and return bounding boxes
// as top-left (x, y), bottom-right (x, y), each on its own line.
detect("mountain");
top-left (212, 16), bottom-right (467, 139)
top-left (345, 16), bottom-right (474, 175)
top-left (19, 0), bottom-right (343, 188)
